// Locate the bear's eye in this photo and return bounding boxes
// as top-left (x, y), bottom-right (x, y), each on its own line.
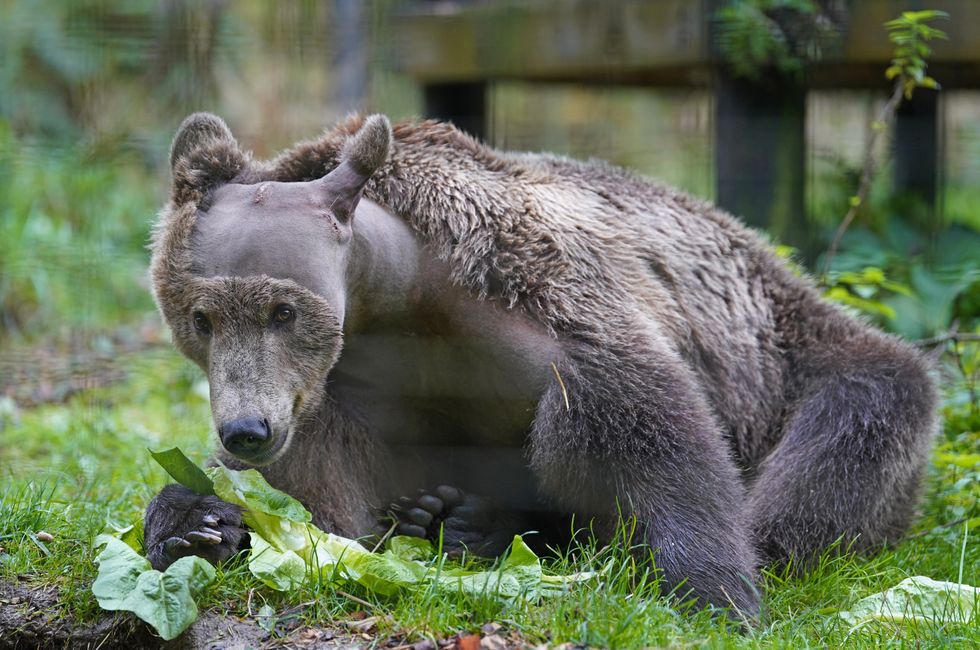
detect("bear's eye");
top-left (272, 304), bottom-right (295, 325)
top-left (192, 311), bottom-right (212, 335)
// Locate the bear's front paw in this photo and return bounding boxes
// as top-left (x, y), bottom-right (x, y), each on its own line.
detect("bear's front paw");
top-left (383, 485), bottom-right (514, 558)
top-left (144, 484), bottom-right (247, 570)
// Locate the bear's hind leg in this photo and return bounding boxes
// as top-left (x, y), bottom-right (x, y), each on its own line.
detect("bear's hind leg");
top-left (748, 338), bottom-right (937, 565)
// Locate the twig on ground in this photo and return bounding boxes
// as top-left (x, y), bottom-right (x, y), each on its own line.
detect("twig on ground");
top-left (899, 517), bottom-right (969, 543)
top-left (336, 589), bottom-right (374, 610)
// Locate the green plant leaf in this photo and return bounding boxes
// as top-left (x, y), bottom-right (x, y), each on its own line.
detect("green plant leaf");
top-left (256, 604), bottom-right (277, 634)
top-left (92, 535), bottom-right (216, 641)
top-left (247, 533), bottom-right (308, 591)
top-left (150, 447), bottom-right (215, 496)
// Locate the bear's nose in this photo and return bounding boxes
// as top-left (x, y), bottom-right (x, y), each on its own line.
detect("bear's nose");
top-left (218, 417), bottom-right (272, 459)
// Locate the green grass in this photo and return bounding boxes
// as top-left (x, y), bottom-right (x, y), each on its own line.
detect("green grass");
top-left (1, 348), bottom-right (977, 648)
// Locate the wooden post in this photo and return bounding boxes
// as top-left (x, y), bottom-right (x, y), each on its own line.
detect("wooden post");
top-left (423, 82), bottom-right (487, 141)
top-left (893, 88), bottom-right (939, 230)
top-left (714, 74), bottom-right (813, 262)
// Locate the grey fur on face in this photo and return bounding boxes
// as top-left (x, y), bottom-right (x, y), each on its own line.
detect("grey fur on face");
top-left (144, 112), bottom-right (938, 618)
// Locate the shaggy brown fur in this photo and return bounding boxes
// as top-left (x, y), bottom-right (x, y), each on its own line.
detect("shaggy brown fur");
top-left (145, 113), bottom-right (938, 618)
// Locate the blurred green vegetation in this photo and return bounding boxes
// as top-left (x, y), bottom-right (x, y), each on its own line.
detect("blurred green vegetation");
top-left (714, 0), bottom-right (845, 81)
top-left (0, 123), bottom-right (156, 338)
top-left (2, 1), bottom-right (977, 344)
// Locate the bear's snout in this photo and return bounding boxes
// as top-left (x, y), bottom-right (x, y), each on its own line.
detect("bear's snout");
top-left (218, 416), bottom-right (272, 460)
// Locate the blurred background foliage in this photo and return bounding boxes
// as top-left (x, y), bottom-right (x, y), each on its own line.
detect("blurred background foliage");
top-left (0, 0), bottom-right (977, 415)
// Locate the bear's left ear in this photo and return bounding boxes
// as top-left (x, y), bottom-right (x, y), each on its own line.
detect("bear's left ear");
top-left (170, 113), bottom-right (237, 169)
top-left (170, 112), bottom-right (248, 204)
top-left (319, 114), bottom-right (392, 223)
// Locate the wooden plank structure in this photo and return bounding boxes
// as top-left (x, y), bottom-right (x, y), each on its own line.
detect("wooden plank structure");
top-left (388, 0), bottom-right (980, 262)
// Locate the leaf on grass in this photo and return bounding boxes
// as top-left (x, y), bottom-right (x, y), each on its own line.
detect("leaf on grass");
top-left (248, 533), bottom-right (308, 591)
top-left (840, 576), bottom-right (978, 628)
top-left (92, 535), bottom-right (216, 640)
top-left (150, 447), bottom-right (214, 496)
top-left (103, 518), bottom-right (144, 553)
top-left (92, 535), bottom-right (150, 609)
top-left (256, 604), bottom-right (277, 634)
top-left (119, 520), bottom-right (144, 553)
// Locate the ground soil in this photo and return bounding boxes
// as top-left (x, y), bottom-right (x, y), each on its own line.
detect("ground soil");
top-left (0, 580), bottom-right (364, 650)
top-left (0, 581), bottom-right (527, 650)
top-left (0, 322), bottom-right (166, 408)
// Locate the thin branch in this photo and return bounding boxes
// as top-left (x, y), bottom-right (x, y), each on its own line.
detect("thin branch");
top-left (914, 332), bottom-right (980, 347)
top-left (899, 517), bottom-right (969, 543)
top-left (336, 589), bottom-right (374, 609)
top-left (821, 82), bottom-right (906, 280)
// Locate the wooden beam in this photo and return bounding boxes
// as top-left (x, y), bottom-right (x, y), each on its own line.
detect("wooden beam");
top-left (390, 0), bottom-right (980, 88)
top-left (391, 0), bottom-right (708, 84)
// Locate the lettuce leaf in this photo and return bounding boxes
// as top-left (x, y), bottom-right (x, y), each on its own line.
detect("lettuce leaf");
top-left (92, 535), bottom-right (215, 640)
top-left (92, 448), bottom-right (596, 641)
top-left (840, 576), bottom-right (978, 627)
top-left (205, 462), bottom-right (597, 599)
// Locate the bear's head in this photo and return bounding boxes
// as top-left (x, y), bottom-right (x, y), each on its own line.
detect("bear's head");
top-left (150, 112), bottom-right (392, 466)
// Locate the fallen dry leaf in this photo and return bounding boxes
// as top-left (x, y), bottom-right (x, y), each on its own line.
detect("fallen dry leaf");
top-left (392, 640), bottom-right (437, 650)
top-left (480, 634), bottom-right (509, 650)
top-left (458, 633), bottom-right (481, 650)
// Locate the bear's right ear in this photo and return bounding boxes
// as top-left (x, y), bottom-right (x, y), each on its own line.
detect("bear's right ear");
top-left (169, 113), bottom-right (248, 204)
top-left (318, 114), bottom-right (392, 223)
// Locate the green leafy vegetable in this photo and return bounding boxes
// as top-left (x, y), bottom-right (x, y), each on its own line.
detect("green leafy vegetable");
top-left (208, 464), bottom-right (309, 522)
top-left (840, 576), bottom-right (978, 628)
top-left (247, 532), bottom-right (310, 591)
top-left (205, 462), bottom-right (597, 598)
top-left (92, 535), bottom-right (216, 640)
top-left (91, 448), bottom-right (597, 641)
top-left (149, 447), bottom-right (215, 496)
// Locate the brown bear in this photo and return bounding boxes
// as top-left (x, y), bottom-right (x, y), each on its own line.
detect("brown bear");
top-left (143, 113), bottom-right (937, 617)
